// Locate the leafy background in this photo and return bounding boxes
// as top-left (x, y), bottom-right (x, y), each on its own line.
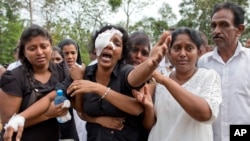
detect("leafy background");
top-left (1, 0), bottom-right (249, 65)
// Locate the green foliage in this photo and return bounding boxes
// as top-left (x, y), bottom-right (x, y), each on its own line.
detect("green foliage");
top-left (177, 0), bottom-right (250, 45)
top-left (129, 2), bottom-right (176, 43)
top-left (49, 18), bottom-right (92, 64)
top-left (0, 0), bottom-right (24, 65)
top-left (129, 17), bottom-right (169, 44)
top-left (158, 2), bottom-right (177, 26)
top-left (108, 0), bottom-right (122, 11)
top-left (0, 0), bottom-right (172, 66)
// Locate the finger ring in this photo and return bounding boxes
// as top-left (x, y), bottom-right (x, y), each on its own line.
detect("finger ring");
top-left (74, 85), bottom-right (77, 90)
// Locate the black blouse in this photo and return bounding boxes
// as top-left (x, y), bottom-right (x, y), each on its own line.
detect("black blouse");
top-left (83, 63), bottom-right (148, 141)
top-left (0, 62), bottom-right (68, 141)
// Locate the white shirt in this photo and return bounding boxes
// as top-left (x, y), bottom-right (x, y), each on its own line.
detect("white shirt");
top-left (73, 109), bottom-right (87, 141)
top-left (157, 57), bottom-right (173, 75)
top-left (148, 68), bottom-right (222, 141)
top-left (88, 59), bottom-right (97, 66)
top-left (7, 60), bottom-right (22, 70)
top-left (198, 42), bottom-right (250, 141)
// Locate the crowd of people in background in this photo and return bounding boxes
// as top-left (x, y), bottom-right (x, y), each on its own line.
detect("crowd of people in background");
top-left (0, 1), bottom-right (249, 141)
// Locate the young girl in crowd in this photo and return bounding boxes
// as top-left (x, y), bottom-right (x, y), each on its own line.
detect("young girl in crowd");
top-left (51, 46), bottom-right (63, 64)
top-left (126, 30), bottom-right (156, 139)
top-left (58, 39), bottom-right (83, 68)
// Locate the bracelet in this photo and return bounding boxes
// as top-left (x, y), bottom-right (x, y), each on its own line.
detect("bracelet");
top-left (101, 87), bottom-right (110, 99)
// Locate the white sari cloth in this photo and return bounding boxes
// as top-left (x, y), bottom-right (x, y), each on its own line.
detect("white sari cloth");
top-left (148, 68), bottom-right (221, 141)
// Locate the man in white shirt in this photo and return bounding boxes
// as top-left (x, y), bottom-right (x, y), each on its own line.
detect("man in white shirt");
top-left (198, 2), bottom-right (250, 141)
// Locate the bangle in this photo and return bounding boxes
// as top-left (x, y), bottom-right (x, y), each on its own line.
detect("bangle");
top-left (101, 87), bottom-right (110, 99)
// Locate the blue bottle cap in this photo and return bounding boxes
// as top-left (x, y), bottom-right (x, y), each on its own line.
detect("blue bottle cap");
top-left (57, 89), bottom-right (63, 96)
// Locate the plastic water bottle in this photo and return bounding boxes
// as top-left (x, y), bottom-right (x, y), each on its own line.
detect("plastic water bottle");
top-left (54, 89), bottom-right (71, 123)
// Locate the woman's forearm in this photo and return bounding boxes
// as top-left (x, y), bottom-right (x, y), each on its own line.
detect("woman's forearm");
top-left (142, 104), bottom-right (156, 130)
top-left (161, 77), bottom-right (212, 121)
top-left (72, 94), bottom-right (84, 113)
top-left (95, 85), bottom-right (144, 116)
top-left (19, 91), bottom-right (56, 120)
top-left (24, 114), bottom-right (50, 127)
top-left (128, 59), bottom-right (158, 87)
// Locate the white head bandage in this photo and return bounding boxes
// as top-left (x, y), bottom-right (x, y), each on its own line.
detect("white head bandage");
top-left (4, 114), bottom-right (25, 132)
top-left (95, 28), bottom-right (123, 56)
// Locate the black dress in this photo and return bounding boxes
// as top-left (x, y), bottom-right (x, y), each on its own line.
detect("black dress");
top-left (0, 62), bottom-right (78, 141)
top-left (83, 63), bottom-right (148, 141)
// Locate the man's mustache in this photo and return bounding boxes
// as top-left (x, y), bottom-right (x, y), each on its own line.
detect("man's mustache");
top-left (213, 35), bottom-right (223, 40)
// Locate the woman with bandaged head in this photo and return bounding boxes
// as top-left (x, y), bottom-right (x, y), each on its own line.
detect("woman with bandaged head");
top-left (66, 25), bottom-right (170, 141)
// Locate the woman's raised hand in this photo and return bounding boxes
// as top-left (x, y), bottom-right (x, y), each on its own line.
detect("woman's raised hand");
top-left (148, 31), bottom-right (171, 67)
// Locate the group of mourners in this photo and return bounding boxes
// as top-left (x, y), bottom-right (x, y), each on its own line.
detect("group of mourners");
top-left (0, 2), bottom-right (250, 141)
